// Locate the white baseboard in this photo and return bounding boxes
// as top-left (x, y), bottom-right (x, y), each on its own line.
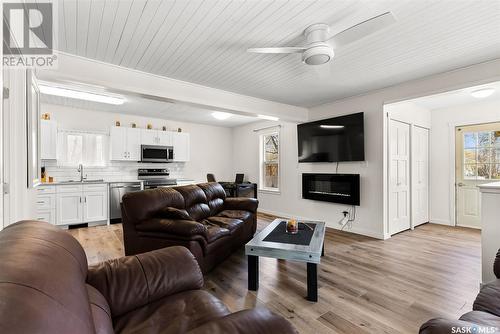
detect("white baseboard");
top-left (258, 208), bottom-right (385, 240)
top-left (429, 218), bottom-right (453, 226)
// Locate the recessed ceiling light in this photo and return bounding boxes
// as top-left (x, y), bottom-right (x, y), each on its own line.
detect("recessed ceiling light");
top-left (212, 111), bottom-right (232, 120)
top-left (257, 114), bottom-right (279, 121)
top-left (470, 88), bottom-right (495, 98)
top-left (320, 125), bottom-right (344, 129)
top-left (38, 84), bottom-right (125, 105)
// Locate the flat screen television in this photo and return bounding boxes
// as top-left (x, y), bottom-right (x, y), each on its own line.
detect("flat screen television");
top-left (297, 112), bottom-right (365, 163)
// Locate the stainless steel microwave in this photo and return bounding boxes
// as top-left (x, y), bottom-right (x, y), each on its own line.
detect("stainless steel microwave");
top-left (141, 145), bottom-right (174, 163)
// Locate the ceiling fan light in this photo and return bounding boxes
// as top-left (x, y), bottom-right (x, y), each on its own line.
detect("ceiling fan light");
top-left (302, 45), bottom-right (334, 65)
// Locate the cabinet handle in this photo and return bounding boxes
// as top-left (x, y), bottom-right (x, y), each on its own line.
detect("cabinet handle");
top-left (84, 196), bottom-right (87, 203)
top-left (80, 197), bottom-right (82, 203)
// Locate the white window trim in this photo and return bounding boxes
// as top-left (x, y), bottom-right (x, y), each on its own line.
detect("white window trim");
top-left (259, 129), bottom-right (281, 193)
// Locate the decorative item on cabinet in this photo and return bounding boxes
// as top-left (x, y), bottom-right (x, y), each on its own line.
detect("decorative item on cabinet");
top-left (178, 128), bottom-right (182, 132)
top-left (162, 126), bottom-right (167, 131)
top-left (41, 113), bottom-right (50, 120)
top-left (147, 124), bottom-right (153, 129)
top-left (41, 167), bottom-right (46, 183)
top-left (131, 123), bottom-right (137, 128)
top-left (115, 121), bottom-right (121, 126)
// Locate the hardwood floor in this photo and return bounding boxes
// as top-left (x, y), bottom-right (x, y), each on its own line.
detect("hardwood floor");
top-left (68, 213), bottom-right (481, 334)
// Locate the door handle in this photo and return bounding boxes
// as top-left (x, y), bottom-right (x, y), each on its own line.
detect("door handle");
top-left (457, 182), bottom-right (465, 187)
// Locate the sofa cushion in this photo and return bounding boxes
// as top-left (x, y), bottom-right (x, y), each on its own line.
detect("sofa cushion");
top-left (174, 185), bottom-right (211, 221)
top-left (474, 279), bottom-right (500, 317)
top-left (217, 210), bottom-right (252, 222)
top-left (122, 187), bottom-right (185, 223)
top-left (136, 218), bottom-right (207, 239)
top-left (198, 183), bottom-right (226, 216)
top-left (157, 207), bottom-right (193, 221)
top-left (460, 310), bottom-right (500, 328)
top-left (205, 225), bottom-right (231, 243)
top-left (113, 290), bottom-right (230, 334)
top-left (206, 216), bottom-right (244, 233)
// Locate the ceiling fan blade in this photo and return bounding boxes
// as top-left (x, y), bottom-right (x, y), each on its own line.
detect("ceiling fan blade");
top-left (247, 47), bottom-right (306, 54)
top-left (327, 12), bottom-right (396, 48)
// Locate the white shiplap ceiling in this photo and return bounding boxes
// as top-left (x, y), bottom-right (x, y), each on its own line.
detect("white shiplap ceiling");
top-left (53, 0), bottom-right (500, 107)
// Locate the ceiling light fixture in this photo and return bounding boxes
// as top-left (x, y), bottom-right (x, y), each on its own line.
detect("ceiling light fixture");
top-left (470, 88), bottom-right (495, 98)
top-left (257, 114), bottom-right (279, 121)
top-left (38, 84), bottom-right (125, 105)
top-left (320, 125), bottom-right (344, 129)
top-left (212, 111), bottom-right (232, 120)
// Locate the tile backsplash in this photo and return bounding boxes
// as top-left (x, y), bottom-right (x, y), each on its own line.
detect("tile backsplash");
top-left (42, 160), bottom-right (186, 182)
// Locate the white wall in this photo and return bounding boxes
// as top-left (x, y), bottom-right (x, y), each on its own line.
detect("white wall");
top-left (42, 103), bottom-right (234, 184)
top-left (385, 102), bottom-right (431, 128)
top-left (430, 99), bottom-right (500, 226)
top-left (233, 59), bottom-right (500, 239)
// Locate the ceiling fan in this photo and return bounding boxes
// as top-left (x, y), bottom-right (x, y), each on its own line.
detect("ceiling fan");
top-left (247, 12), bottom-right (396, 65)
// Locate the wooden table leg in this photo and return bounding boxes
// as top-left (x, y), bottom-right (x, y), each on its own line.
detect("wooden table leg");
top-left (307, 262), bottom-right (318, 302)
top-left (248, 255), bottom-right (259, 291)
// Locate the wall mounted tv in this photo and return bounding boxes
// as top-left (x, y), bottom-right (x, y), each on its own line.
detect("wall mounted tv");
top-left (297, 112), bottom-right (365, 163)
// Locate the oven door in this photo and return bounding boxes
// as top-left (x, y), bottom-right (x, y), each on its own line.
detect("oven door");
top-left (141, 145), bottom-right (170, 163)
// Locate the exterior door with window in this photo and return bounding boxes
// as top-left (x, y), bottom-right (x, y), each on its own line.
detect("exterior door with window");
top-left (456, 123), bottom-right (500, 229)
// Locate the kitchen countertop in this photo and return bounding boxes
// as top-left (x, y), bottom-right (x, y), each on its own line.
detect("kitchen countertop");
top-left (39, 179), bottom-right (196, 186)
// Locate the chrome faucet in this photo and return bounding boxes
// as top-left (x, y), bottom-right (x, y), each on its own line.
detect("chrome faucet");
top-left (77, 164), bottom-right (86, 182)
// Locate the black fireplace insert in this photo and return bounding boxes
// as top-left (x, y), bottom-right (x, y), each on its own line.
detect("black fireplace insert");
top-left (302, 173), bottom-right (360, 205)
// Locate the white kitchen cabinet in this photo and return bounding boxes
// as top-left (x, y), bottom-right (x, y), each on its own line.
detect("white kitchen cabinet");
top-left (41, 120), bottom-right (57, 160)
top-left (110, 126), bottom-right (141, 161)
top-left (38, 183), bottom-right (108, 227)
top-left (157, 131), bottom-right (173, 146)
top-left (56, 192), bottom-right (83, 225)
top-left (172, 132), bottom-right (190, 162)
top-left (141, 129), bottom-right (173, 146)
top-left (83, 191), bottom-right (107, 222)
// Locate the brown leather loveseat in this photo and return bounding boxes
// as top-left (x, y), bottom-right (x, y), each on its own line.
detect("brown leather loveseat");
top-left (420, 249), bottom-right (500, 333)
top-left (0, 220), bottom-right (296, 334)
top-left (122, 182), bottom-right (258, 273)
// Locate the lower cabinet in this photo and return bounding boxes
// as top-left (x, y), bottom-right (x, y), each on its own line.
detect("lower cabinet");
top-left (37, 184), bottom-right (108, 227)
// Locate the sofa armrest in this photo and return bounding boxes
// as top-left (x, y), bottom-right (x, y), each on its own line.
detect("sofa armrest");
top-left (136, 218), bottom-right (208, 239)
top-left (419, 318), bottom-right (479, 334)
top-left (473, 279), bottom-right (500, 316)
top-left (493, 249), bottom-right (500, 279)
top-left (87, 246), bottom-right (204, 317)
top-left (224, 197), bottom-right (259, 213)
top-left (188, 308), bottom-right (297, 334)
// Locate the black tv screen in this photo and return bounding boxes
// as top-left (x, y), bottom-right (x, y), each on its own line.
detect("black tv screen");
top-left (298, 112), bottom-right (365, 163)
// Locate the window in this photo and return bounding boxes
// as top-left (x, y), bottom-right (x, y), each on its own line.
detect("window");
top-left (58, 130), bottom-right (107, 167)
top-left (463, 130), bottom-right (500, 180)
top-left (260, 132), bottom-right (279, 191)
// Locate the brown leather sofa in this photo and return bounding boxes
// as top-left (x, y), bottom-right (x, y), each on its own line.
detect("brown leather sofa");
top-left (121, 182), bottom-right (258, 273)
top-left (0, 220), bottom-right (296, 334)
top-left (420, 249), bottom-right (500, 333)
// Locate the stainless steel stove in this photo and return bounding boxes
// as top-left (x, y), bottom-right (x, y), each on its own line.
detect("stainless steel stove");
top-left (138, 168), bottom-right (177, 189)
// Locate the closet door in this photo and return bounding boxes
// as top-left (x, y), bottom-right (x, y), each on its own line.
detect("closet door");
top-left (389, 120), bottom-right (411, 235)
top-left (412, 126), bottom-right (429, 227)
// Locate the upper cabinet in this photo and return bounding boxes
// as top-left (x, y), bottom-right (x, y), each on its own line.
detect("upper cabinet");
top-left (111, 126), bottom-right (189, 162)
top-left (110, 126), bottom-right (141, 161)
top-left (140, 129), bottom-right (173, 146)
top-left (172, 132), bottom-right (190, 162)
top-left (41, 120), bottom-right (57, 160)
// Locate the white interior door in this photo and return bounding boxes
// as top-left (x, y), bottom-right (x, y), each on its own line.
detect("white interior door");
top-left (389, 119), bottom-right (411, 235)
top-left (456, 123), bottom-right (500, 229)
top-left (412, 126), bottom-right (429, 227)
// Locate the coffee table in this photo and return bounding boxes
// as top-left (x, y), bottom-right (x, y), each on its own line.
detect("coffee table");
top-left (245, 218), bottom-right (326, 302)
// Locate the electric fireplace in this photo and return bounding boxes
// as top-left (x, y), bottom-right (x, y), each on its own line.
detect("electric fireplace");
top-left (302, 173), bottom-right (360, 205)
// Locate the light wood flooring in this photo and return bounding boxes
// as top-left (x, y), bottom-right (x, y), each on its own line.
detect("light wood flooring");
top-left (68, 213), bottom-right (481, 334)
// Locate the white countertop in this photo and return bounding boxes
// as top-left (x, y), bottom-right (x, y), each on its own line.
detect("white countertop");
top-left (39, 178), bottom-right (196, 186)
